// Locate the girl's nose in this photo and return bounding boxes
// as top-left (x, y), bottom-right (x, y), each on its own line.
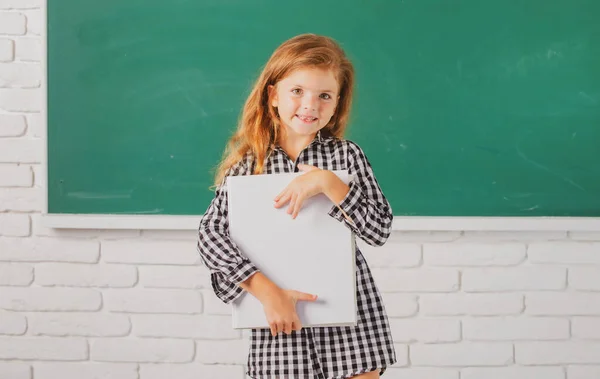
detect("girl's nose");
top-left (302, 96), bottom-right (318, 111)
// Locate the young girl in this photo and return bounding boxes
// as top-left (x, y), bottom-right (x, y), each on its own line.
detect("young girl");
top-left (197, 33), bottom-right (396, 379)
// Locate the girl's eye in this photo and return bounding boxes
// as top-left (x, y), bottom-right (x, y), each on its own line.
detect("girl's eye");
top-left (291, 88), bottom-right (302, 95)
top-left (320, 93), bottom-right (331, 100)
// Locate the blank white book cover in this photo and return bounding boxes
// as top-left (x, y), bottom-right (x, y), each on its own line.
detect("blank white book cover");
top-left (227, 170), bottom-right (356, 329)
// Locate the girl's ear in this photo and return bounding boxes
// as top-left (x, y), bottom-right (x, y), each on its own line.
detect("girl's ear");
top-left (268, 85), bottom-right (278, 107)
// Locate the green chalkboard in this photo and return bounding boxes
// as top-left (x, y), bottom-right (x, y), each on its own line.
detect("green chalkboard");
top-left (48, 0), bottom-right (600, 217)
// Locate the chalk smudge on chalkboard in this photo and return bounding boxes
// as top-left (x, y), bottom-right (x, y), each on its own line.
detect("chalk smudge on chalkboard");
top-left (522, 205), bottom-right (540, 211)
top-left (503, 46), bottom-right (564, 78)
top-left (178, 85), bottom-right (200, 109)
top-left (475, 145), bottom-right (501, 155)
top-left (515, 144), bottom-right (585, 191)
top-left (512, 193), bottom-right (533, 199)
top-left (132, 208), bottom-right (164, 214)
top-left (578, 91), bottom-right (598, 106)
top-left (109, 208), bottom-right (165, 214)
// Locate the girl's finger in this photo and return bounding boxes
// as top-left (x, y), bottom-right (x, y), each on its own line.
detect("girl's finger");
top-left (274, 187), bottom-right (289, 202)
top-left (291, 291), bottom-right (318, 302)
top-left (283, 322), bottom-right (292, 335)
top-left (292, 318), bottom-right (302, 331)
top-left (269, 322), bottom-right (277, 337)
top-left (274, 191), bottom-right (291, 208)
top-left (292, 195), bottom-right (304, 219)
top-left (287, 193), bottom-right (298, 214)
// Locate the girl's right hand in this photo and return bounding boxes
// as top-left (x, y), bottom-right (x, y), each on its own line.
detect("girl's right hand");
top-left (262, 288), bottom-right (317, 337)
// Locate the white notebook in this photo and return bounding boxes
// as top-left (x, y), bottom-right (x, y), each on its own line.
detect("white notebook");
top-left (227, 170), bottom-right (357, 329)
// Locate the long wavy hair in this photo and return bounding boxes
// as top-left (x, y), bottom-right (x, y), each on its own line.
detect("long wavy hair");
top-left (213, 33), bottom-right (355, 186)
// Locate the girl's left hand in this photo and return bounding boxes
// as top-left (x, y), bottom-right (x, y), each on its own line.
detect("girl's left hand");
top-left (274, 164), bottom-right (327, 219)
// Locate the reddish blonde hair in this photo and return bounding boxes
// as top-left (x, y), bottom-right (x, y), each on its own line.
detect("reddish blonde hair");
top-left (214, 33), bottom-right (355, 186)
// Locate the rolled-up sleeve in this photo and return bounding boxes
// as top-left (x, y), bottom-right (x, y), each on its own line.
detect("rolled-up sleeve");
top-left (328, 141), bottom-right (393, 246)
top-left (197, 161), bottom-right (259, 304)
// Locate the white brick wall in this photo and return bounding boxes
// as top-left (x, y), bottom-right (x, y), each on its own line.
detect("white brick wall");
top-left (0, 39), bottom-right (15, 62)
top-left (0, 12), bottom-right (27, 35)
top-left (0, 4), bottom-right (599, 379)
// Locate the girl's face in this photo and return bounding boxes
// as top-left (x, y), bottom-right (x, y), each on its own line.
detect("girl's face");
top-left (269, 67), bottom-right (339, 141)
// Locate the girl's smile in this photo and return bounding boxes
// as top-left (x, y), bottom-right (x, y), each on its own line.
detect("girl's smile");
top-left (296, 114), bottom-right (318, 124)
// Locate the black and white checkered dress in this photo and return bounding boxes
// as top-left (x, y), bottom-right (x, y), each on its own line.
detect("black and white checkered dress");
top-left (197, 131), bottom-right (396, 378)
